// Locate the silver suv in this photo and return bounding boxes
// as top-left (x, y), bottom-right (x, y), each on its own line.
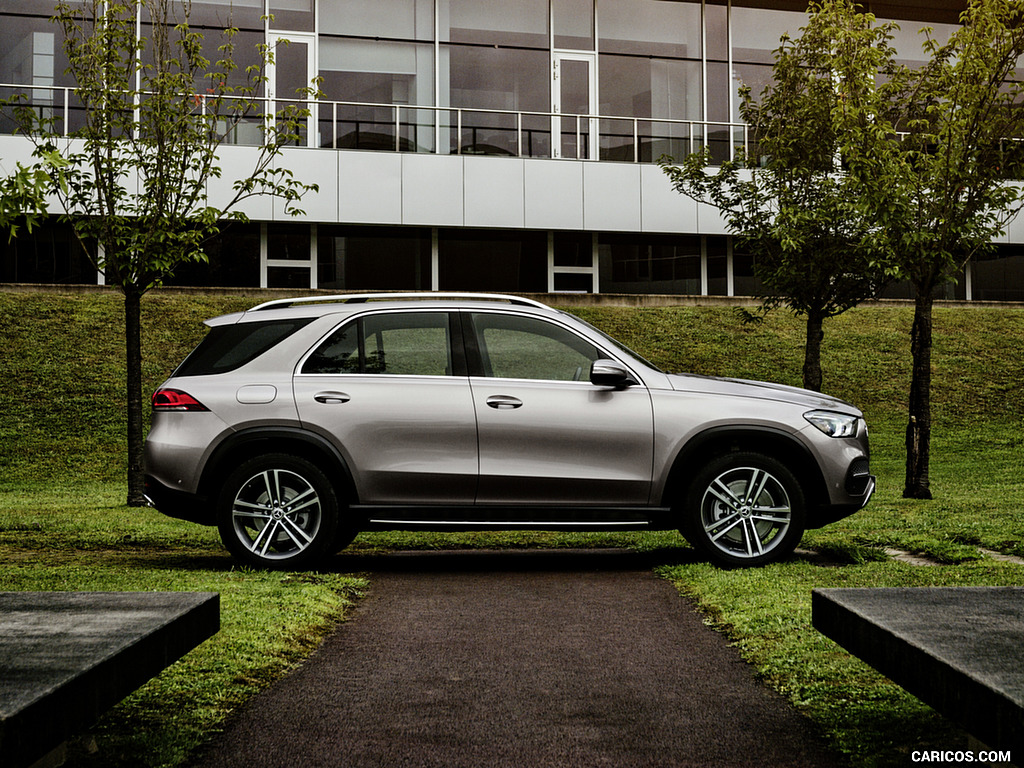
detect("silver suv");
top-left (144, 293), bottom-right (874, 569)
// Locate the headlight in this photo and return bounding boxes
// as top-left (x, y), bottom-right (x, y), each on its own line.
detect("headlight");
top-left (804, 410), bottom-right (860, 438)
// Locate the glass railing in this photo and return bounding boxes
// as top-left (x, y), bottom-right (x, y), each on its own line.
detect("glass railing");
top-left (1, 83), bottom-right (751, 164)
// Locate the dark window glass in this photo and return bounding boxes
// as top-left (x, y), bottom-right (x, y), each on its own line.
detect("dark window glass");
top-left (471, 313), bottom-right (600, 381)
top-left (168, 223), bottom-right (260, 287)
top-left (268, 224), bottom-right (310, 261)
top-left (267, 267), bottom-right (312, 289)
top-left (175, 319), bottom-right (314, 377)
top-left (317, 226), bottom-right (431, 291)
top-left (0, 219), bottom-right (94, 284)
top-left (707, 236), bottom-right (728, 296)
top-left (972, 248), bottom-right (1024, 301)
top-left (553, 273), bottom-right (594, 293)
top-left (438, 229), bottom-right (547, 293)
top-left (733, 249), bottom-right (761, 297)
top-left (553, 232), bottom-right (593, 267)
top-left (304, 313), bottom-right (452, 376)
top-left (598, 233), bottom-right (702, 294)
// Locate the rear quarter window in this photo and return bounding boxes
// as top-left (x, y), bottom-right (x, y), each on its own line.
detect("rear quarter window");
top-left (174, 318), bottom-right (314, 376)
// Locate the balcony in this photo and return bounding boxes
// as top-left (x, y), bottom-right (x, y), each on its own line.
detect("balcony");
top-left (1, 83), bottom-right (750, 165)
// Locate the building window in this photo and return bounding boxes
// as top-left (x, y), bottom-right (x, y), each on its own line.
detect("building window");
top-left (317, 225), bottom-right (431, 290)
top-left (0, 219), bottom-right (94, 284)
top-left (598, 0), bottom-right (703, 163)
top-left (598, 233), bottom-right (702, 295)
top-left (438, 229), bottom-right (547, 293)
top-left (970, 247), bottom-right (1024, 302)
top-left (319, 38), bottom-right (435, 151)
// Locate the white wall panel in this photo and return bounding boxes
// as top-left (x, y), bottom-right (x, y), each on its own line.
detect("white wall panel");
top-left (272, 148), bottom-right (339, 221)
top-left (402, 153), bottom-right (464, 226)
top-left (338, 151), bottom-right (403, 224)
top-left (640, 162), bottom-right (698, 232)
top-left (463, 156), bottom-right (525, 228)
top-left (584, 162), bottom-right (641, 231)
top-left (207, 144), bottom-right (274, 221)
top-left (696, 200), bottom-right (730, 235)
top-left (524, 159), bottom-right (584, 229)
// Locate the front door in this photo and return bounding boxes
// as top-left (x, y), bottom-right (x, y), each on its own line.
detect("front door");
top-left (465, 311), bottom-right (653, 507)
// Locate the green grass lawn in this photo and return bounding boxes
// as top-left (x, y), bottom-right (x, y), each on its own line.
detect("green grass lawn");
top-left (1, 289), bottom-right (1022, 767)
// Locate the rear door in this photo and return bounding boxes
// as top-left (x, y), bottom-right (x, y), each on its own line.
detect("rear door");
top-left (466, 311), bottom-right (654, 508)
top-left (293, 310), bottom-right (478, 504)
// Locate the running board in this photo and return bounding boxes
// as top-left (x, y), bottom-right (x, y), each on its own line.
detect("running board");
top-left (351, 505), bottom-right (675, 532)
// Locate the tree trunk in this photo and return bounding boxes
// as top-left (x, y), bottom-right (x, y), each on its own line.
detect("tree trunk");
top-left (904, 287), bottom-right (933, 499)
top-left (802, 311), bottom-right (825, 392)
top-left (124, 287), bottom-right (147, 507)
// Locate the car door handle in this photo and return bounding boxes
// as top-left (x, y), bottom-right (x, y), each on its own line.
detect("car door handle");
top-left (314, 391), bottom-right (351, 404)
top-left (486, 395), bottom-right (523, 410)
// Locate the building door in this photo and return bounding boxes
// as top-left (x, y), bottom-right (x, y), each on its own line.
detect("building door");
top-left (268, 33), bottom-right (317, 147)
top-left (552, 52), bottom-right (596, 160)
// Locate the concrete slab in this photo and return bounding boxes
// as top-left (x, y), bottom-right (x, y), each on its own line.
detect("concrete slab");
top-left (812, 587), bottom-right (1024, 754)
top-left (0, 592), bottom-right (220, 768)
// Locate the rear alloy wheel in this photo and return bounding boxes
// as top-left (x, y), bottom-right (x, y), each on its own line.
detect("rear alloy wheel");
top-left (218, 454), bottom-right (339, 569)
top-left (682, 452), bottom-right (805, 568)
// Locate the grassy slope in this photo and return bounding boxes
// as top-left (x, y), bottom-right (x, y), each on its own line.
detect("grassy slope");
top-left (2, 290), bottom-right (1023, 766)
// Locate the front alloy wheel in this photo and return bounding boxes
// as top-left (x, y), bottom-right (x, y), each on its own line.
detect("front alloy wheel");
top-left (683, 452), bottom-right (805, 567)
top-left (218, 454), bottom-right (339, 569)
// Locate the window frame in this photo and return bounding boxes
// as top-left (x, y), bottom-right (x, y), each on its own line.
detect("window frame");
top-left (297, 309), bottom-right (466, 377)
top-left (463, 310), bottom-right (616, 383)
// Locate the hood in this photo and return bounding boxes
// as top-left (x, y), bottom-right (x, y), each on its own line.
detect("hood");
top-left (667, 372), bottom-right (861, 414)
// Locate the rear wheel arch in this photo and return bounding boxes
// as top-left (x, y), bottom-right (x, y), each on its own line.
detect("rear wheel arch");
top-left (200, 428), bottom-right (358, 506)
top-left (661, 426), bottom-right (828, 510)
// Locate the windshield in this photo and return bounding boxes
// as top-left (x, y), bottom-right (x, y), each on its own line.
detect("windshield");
top-left (563, 312), bottom-right (663, 373)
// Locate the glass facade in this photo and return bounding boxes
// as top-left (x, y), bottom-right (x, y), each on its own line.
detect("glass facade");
top-left (1, 0), bottom-right (1021, 302)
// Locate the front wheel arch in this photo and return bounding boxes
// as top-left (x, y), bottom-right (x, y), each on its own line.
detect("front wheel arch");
top-left (661, 426), bottom-right (827, 511)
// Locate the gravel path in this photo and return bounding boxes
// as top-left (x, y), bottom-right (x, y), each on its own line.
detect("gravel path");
top-left (191, 549), bottom-right (841, 768)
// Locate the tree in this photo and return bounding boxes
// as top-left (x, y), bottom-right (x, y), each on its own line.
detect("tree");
top-left (661, 0), bottom-right (891, 392)
top-left (843, 0), bottom-right (1024, 498)
top-left (14, 0), bottom-right (317, 505)
top-left (0, 155), bottom-right (62, 241)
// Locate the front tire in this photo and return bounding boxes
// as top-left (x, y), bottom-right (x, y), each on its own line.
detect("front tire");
top-left (217, 454), bottom-right (339, 569)
top-left (681, 452), bottom-right (805, 568)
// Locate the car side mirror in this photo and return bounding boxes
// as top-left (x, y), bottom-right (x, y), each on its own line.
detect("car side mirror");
top-left (590, 359), bottom-right (637, 389)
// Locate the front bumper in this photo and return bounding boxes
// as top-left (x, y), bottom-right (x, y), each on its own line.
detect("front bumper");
top-left (810, 474), bottom-right (876, 528)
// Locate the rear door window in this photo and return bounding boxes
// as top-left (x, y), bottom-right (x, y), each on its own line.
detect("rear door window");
top-left (302, 312), bottom-right (459, 376)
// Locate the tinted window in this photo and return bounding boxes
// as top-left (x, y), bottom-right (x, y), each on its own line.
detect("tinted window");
top-left (303, 312), bottom-right (452, 376)
top-left (174, 318), bottom-right (314, 376)
top-left (471, 313), bottom-right (600, 381)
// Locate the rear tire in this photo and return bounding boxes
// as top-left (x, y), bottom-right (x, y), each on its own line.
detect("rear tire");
top-left (217, 454), bottom-right (339, 570)
top-left (680, 452), bottom-right (805, 568)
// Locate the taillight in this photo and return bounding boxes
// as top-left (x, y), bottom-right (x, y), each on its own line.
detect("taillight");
top-left (152, 388), bottom-right (209, 412)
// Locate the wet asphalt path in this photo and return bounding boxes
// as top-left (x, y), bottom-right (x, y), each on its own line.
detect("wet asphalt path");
top-left (191, 549), bottom-right (841, 768)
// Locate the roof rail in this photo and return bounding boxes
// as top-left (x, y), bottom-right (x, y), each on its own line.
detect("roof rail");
top-left (249, 292), bottom-right (551, 312)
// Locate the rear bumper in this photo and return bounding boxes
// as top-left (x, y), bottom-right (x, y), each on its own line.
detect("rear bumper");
top-left (144, 475), bottom-right (215, 526)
